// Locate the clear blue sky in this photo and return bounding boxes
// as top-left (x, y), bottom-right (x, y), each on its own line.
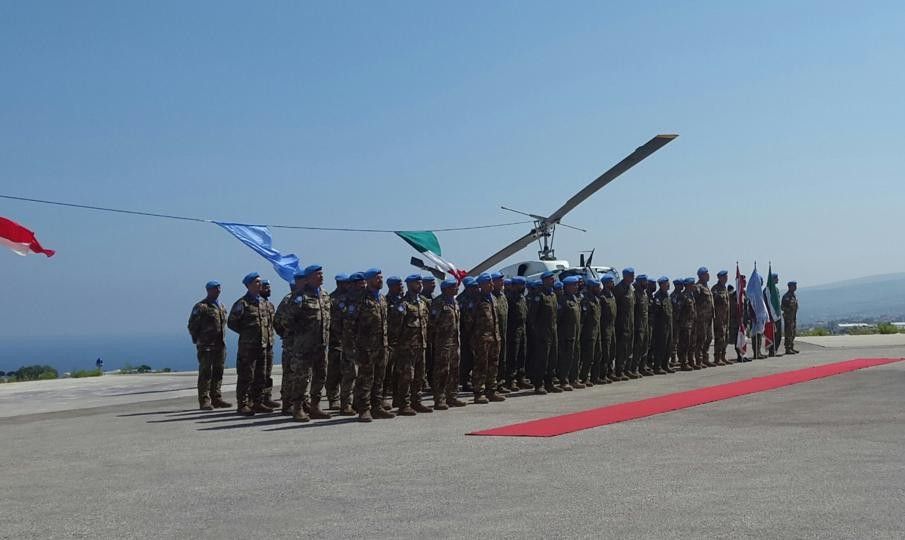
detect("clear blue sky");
top-left (2, 1), bottom-right (903, 339)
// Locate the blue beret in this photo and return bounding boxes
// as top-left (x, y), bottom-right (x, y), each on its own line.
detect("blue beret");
top-left (503, 278), bottom-right (512, 285)
top-left (685, 277), bottom-right (696, 285)
top-left (261, 279), bottom-right (270, 286)
top-left (673, 279), bottom-right (683, 285)
top-left (717, 270), bottom-right (728, 277)
top-left (476, 272), bottom-right (493, 284)
top-left (293, 270), bottom-right (306, 280)
top-left (563, 275), bottom-right (580, 285)
top-left (491, 272), bottom-right (504, 280)
top-left (405, 274), bottom-right (422, 283)
top-left (657, 276), bottom-right (669, 283)
top-left (788, 280), bottom-right (797, 286)
top-left (622, 267), bottom-right (635, 275)
top-left (348, 272), bottom-right (365, 282)
top-left (697, 267), bottom-right (709, 275)
top-left (205, 280), bottom-right (220, 289)
top-left (303, 264), bottom-right (323, 277)
top-left (541, 271), bottom-right (556, 279)
top-left (587, 279), bottom-right (601, 287)
top-left (462, 276), bottom-right (477, 286)
top-left (528, 279), bottom-right (542, 288)
top-left (242, 272), bottom-right (260, 285)
top-left (512, 276), bottom-right (527, 285)
top-left (335, 273), bottom-right (349, 282)
top-left (386, 276), bottom-right (402, 285)
top-left (363, 268), bottom-right (381, 279)
top-left (554, 281), bottom-right (564, 289)
top-left (601, 276), bottom-right (615, 284)
top-left (440, 278), bottom-right (458, 290)
top-left (636, 274), bottom-right (648, 281)
top-left (421, 275), bottom-right (436, 283)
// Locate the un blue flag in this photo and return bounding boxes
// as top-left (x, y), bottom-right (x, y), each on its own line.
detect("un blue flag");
top-left (215, 222), bottom-right (300, 283)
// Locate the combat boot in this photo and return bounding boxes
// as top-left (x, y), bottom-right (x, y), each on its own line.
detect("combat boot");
top-left (546, 384), bottom-right (563, 393)
top-left (357, 409), bottom-right (373, 423)
top-left (446, 397), bottom-right (467, 407)
top-left (560, 383), bottom-right (573, 391)
top-left (412, 402), bottom-right (433, 413)
top-left (680, 364), bottom-right (693, 372)
top-left (397, 405), bottom-right (417, 416)
top-left (251, 402), bottom-right (274, 414)
top-left (584, 380), bottom-right (594, 388)
top-left (381, 399), bottom-right (393, 411)
top-left (237, 404), bottom-right (255, 416)
top-left (327, 399), bottom-right (340, 411)
top-left (474, 394), bottom-right (490, 404)
top-left (263, 397), bottom-right (281, 409)
top-left (625, 372), bottom-right (640, 380)
top-left (211, 397), bottom-right (232, 408)
top-left (486, 392), bottom-right (506, 402)
top-left (339, 403), bottom-right (355, 416)
top-left (309, 404), bottom-right (331, 420)
top-left (433, 401), bottom-right (449, 411)
top-left (573, 381), bottom-right (586, 389)
top-left (199, 398), bottom-right (213, 411)
top-left (372, 407), bottom-right (396, 419)
top-left (519, 379), bottom-right (534, 390)
top-left (281, 402), bottom-right (293, 416)
top-left (496, 385), bottom-right (511, 394)
top-left (510, 380), bottom-right (522, 392)
top-left (534, 386), bottom-right (548, 395)
top-left (292, 404), bottom-right (310, 422)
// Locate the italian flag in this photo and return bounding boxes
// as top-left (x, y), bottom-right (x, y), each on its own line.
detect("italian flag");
top-left (0, 217), bottom-right (55, 257)
top-left (395, 231), bottom-right (466, 280)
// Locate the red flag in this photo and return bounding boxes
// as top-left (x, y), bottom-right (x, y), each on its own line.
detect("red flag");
top-left (0, 217), bottom-right (55, 257)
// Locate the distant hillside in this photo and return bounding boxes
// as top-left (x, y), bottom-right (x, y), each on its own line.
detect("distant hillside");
top-left (797, 273), bottom-right (905, 325)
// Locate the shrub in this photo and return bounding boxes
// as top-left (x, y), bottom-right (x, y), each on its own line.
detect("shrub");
top-left (71, 369), bottom-right (103, 378)
top-left (801, 327), bottom-right (831, 336)
top-left (14, 365), bottom-right (58, 381)
top-left (136, 365), bottom-right (152, 373)
top-left (877, 322), bottom-right (899, 335)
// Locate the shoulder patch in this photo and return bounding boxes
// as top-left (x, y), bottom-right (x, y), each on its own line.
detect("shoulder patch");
top-left (191, 307), bottom-right (199, 316)
top-left (231, 303), bottom-right (243, 314)
top-left (294, 296), bottom-right (303, 304)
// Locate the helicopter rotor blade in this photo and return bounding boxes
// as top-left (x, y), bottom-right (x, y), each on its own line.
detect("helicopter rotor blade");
top-left (545, 134), bottom-right (677, 224)
top-left (468, 230), bottom-right (539, 276)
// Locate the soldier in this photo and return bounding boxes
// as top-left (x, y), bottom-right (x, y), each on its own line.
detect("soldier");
top-left (392, 275), bottom-right (432, 416)
top-left (728, 283), bottom-right (744, 362)
top-left (339, 273), bottom-right (367, 413)
top-left (711, 270), bottom-right (732, 366)
top-left (782, 281), bottom-right (799, 354)
top-left (693, 267), bottom-right (715, 368)
top-left (326, 274), bottom-right (356, 414)
top-left (258, 280), bottom-right (280, 408)
top-left (491, 272), bottom-right (509, 394)
top-left (613, 268), bottom-right (636, 380)
top-left (597, 275), bottom-right (617, 384)
top-left (464, 273), bottom-right (504, 403)
top-left (384, 276), bottom-right (405, 409)
top-left (273, 281), bottom-right (298, 414)
top-left (347, 268), bottom-right (395, 422)
top-left (669, 279), bottom-right (684, 369)
top-left (505, 276), bottom-right (529, 391)
top-left (556, 275), bottom-right (581, 391)
top-left (578, 279), bottom-right (602, 386)
top-left (284, 265), bottom-right (332, 422)
top-left (458, 277), bottom-right (478, 392)
top-left (675, 277), bottom-right (697, 371)
top-left (650, 276), bottom-right (674, 375)
top-left (528, 271), bottom-right (559, 393)
top-left (420, 275), bottom-right (436, 393)
top-left (632, 274), bottom-right (651, 377)
top-left (187, 280), bottom-right (231, 410)
top-left (430, 278), bottom-right (467, 409)
top-left (227, 272), bottom-right (273, 415)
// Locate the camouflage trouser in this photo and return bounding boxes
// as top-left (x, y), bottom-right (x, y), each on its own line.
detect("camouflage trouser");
top-left (784, 319), bottom-right (797, 351)
top-left (424, 342), bottom-right (433, 390)
top-left (384, 348), bottom-right (399, 405)
top-left (279, 337), bottom-right (293, 403)
top-left (262, 345), bottom-right (274, 400)
top-left (729, 321), bottom-right (742, 358)
top-left (432, 344), bottom-right (459, 403)
top-left (394, 345), bottom-right (426, 408)
top-left (694, 316), bottom-right (713, 364)
top-left (196, 347), bottom-right (225, 404)
top-left (652, 324), bottom-right (672, 371)
top-left (353, 347), bottom-right (387, 413)
top-left (528, 335), bottom-right (556, 387)
top-left (325, 347), bottom-right (356, 406)
top-left (289, 346), bottom-right (327, 408)
top-left (557, 337), bottom-right (578, 384)
top-left (676, 326), bottom-right (693, 367)
top-left (713, 316), bottom-right (729, 361)
top-left (579, 334), bottom-right (599, 382)
top-left (496, 332), bottom-right (508, 385)
top-left (597, 331), bottom-right (615, 380)
top-left (471, 337), bottom-right (501, 395)
top-left (631, 326), bottom-right (649, 372)
top-left (506, 328), bottom-right (527, 383)
top-left (235, 344), bottom-right (266, 406)
top-left (459, 336), bottom-right (473, 387)
top-left (615, 329), bottom-right (632, 375)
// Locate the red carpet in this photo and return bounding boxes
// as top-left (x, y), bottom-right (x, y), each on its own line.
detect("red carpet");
top-left (468, 358), bottom-right (904, 437)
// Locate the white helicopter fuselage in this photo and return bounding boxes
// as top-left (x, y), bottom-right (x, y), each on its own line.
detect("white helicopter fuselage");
top-left (498, 260), bottom-right (618, 282)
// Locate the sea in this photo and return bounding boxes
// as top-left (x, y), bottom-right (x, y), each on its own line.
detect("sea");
top-left (0, 334), bottom-right (282, 374)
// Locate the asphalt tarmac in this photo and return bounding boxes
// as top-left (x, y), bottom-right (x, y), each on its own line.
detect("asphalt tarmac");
top-left (2, 338), bottom-right (904, 539)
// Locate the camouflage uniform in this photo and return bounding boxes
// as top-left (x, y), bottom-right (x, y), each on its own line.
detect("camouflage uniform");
top-left (260, 296), bottom-right (276, 402)
top-left (632, 284), bottom-right (650, 374)
top-left (347, 289), bottom-right (389, 414)
top-left (650, 289), bottom-right (673, 372)
top-left (527, 286), bottom-right (558, 388)
top-left (326, 288), bottom-right (356, 408)
top-left (597, 288), bottom-right (617, 382)
top-left (556, 291), bottom-right (581, 385)
top-left (506, 288), bottom-right (528, 385)
top-left (493, 290), bottom-right (508, 387)
top-left (274, 291), bottom-right (295, 406)
top-left (384, 291), bottom-right (405, 405)
top-left (457, 289), bottom-right (475, 388)
top-left (676, 288), bottom-right (697, 369)
top-left (421, 290), bottom-right (435, 390)
top-left (286, 286), bottom-right (331, 409)
top-left (578, 291), bottom-right (601, 383)
top-left (429, 295), bottom-right (460, 404)
top-left (613, 279), bottom-right (635, 377)
top-left (693, 282), bottom-right (714, 366)
top-left (669, 286), bottom-right (682, 365)
top-left (188, 298), bottom-right (227, 405)
top-left (227, 294), bottom-right (273, 407)
top-left (782, 290), bottom-right (798, 353)
top-left (464, 292), bottom-right (500, 396)
top-left (392, 292), bottom-right (430, 409)
top-left (711, 282), bottom-right (731, 364)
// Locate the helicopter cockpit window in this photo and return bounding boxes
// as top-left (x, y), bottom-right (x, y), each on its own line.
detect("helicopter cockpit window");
top-left (517, 264), bottom-right (529, 276)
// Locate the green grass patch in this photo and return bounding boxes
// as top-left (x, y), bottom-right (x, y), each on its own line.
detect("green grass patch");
top-left (70, 368), bottom-right (103, 378)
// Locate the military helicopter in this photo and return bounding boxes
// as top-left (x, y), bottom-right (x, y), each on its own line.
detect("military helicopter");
top-left (410, 134), bottom-right (677, 281)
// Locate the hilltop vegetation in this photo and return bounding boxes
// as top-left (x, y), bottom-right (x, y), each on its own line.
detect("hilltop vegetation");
top-left (798, 273), bottom-right (905, 326)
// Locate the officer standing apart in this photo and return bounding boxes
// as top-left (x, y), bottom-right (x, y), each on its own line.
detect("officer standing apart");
top-left (188, 280), bottom-right (231, 410)
top-left (286, 265), bottom-right (332, 422)
top-left (429, 278), bottom-right (467, 409)
top-left (782, 281), bottom-right (799, 354)
top-left (347, 268), bottom-right (395, 422)
top-left (227, 272), bottom-right (273, 415)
